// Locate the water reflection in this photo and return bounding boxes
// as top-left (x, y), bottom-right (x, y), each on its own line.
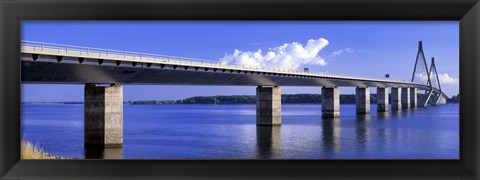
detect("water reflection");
top-left (84, 147), bottom-right (123, 159)
top-left (21, 104), bottom-right (458, 159)
top-left (390, 109), bottom-right (402, 119)
top-left (256, 126), bottom-right (281, 159)
top-left (377, 128), bottom-right (390, 150)
top-left (376, 112), bottom-right (391, 149)
top-left (321, 118), bottom-right (340, 153)
top-left (377, 112), bottom-right (390, 120)
top-left (401, 108), bottom-right (413, 118)
top-left (356, 115), bottom-right (371, 152)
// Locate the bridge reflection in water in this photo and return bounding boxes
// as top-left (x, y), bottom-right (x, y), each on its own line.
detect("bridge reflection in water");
top-left (321, 118), bottom-right (341, 154)
top-left (355, 115), bottom-right (371, 154)
top-left (62, 104), bottom-right (459, 159)
top-left (84, 146), bottom-right (123, 159)
top-left (256, 126), bottom-right (281, 159)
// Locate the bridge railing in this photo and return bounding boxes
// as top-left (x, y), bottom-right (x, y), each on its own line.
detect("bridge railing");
top-left (21, 40), bottom-right (410, 83)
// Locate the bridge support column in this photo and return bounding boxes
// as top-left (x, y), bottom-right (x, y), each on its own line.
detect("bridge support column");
top-left (410, 88), bottom-right (417, 108)
top-left (356, 87), bottom-right (370, 114)
top-left (402, 87), bottom-right (411, 109)
top-left (391, 87), bottom-right (401, 110)
top-left (256, 86), bottom-right (281, 125)
top-left (377, 87), bottom-right (389, 112)
top-left (85, 83), bottom-right (123, 148)
top-left (322, 87), bottom-right (340, 118)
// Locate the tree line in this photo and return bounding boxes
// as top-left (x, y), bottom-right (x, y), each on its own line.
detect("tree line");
top-left (22, 93), bottom-right (460, 104)
top-left (447, 94), bottom-right (459, 103)
top-left (125, 94), bottom-right (379, 105)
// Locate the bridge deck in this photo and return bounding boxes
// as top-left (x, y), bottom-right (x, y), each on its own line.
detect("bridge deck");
top-left (20, 41), bottom-right (436, 91)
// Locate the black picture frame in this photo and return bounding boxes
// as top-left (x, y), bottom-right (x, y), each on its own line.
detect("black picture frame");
top-left (1, 0), bottom-right (479, 179)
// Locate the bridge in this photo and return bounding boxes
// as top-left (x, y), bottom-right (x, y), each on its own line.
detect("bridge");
top-left (20, 40), bottom-right (448, 148)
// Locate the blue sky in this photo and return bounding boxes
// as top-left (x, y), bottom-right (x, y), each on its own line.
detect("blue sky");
top-left (21, 21), bottom-right (459, 102)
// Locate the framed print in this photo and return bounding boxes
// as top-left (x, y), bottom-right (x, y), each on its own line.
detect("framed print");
top-left (1, 0), bottom-right (479, 179)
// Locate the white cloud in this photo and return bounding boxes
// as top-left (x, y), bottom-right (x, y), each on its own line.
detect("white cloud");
top-left (414, 72), bottom-right (429, 84)
top-left (414, 73), bottom-right (458, 85)
top-left (438, 73), bottom-right (458, 84)
top-left (329, 48), bottom-right (354, 58)
top-left (220, 38), bottom-right (330, 70)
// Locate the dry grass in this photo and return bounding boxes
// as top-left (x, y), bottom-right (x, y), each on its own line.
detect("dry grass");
top-left (21, 139), bottom-right (73, 159)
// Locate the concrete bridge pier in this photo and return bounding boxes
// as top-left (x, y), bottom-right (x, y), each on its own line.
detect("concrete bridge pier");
top-left (391, 87), bottom-right (402, 110)
top-left (401, 87), bottom-right (411, 109)
top-left (376, 87), bottom-right (389, 112)
top-left (410, 88), bottom-right (417, 108)
top-left (355, 87), bottom-right (370, 114)
top-left (84, 83), bottom-right (123, 148)
top-left (256, 86), bottom-right (281, 125)
top-left (322, 87), bottom-right (340, 118)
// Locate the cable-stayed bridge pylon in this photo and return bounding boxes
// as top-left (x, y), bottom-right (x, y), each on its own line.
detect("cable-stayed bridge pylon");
top-left (411, 41), bottom-right (447, 107)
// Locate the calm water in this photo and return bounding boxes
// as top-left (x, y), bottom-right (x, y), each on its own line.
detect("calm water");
top-left (21, 104), bottom-right (459, 159)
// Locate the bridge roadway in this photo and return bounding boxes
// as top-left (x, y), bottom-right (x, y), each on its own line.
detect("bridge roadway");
top-left (21, 41), bottom-right (433, 89)
top-left (20, 41), bottom-right (446, 148)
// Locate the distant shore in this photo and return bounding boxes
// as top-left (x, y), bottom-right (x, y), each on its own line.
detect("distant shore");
top-left (22, 93), bottom-right (460, 105)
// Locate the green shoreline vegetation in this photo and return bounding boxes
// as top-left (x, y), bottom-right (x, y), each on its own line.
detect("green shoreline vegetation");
top-left (22, 93), bottom-right (460, 105)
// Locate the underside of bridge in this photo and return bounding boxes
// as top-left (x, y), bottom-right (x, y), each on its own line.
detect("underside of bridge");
top-left (21, 53), bottom-right (427, 89)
